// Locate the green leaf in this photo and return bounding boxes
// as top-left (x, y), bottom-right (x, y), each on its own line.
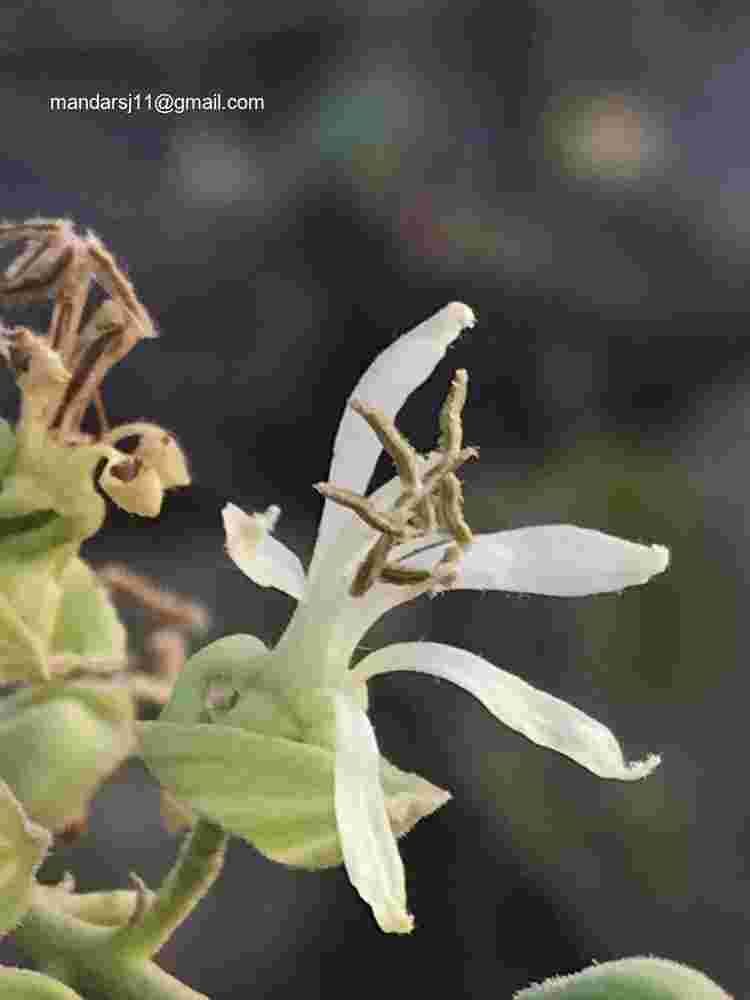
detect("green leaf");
top-left (51, 558), bottom-right (126, 661)
top-left (0, 680), bottom-right (135, 831)
top-left (0, 781), bottom-right (50, 937)
top-left (158, 634), bottom-right (270, 726)
top-left (140, 720), bottom-right (340, 868)
top-left (140, 720), bottom-right (451, 870)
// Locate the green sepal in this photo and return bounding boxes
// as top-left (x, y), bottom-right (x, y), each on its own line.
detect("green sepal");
top-left (0, 539), bottom-right (73, 683)
top-left (140, 720), bottom-right (338, 868)
top-left (158, 634), bottom-right (270, 725)
top-left (515, 957), bottom-right (732, 999)
top-left (140, 719), bottom-right (450, 869)
top-left (0, 680), bottom-right (135, 831)
top-left (50, 558), bottom-right (127, 661)
top-left (0, 968), bottom-right (84, 999)
top-left (0, 780), bottom-right (50, 937)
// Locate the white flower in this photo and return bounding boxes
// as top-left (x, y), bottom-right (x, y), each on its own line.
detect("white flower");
top-left (144, 303), bottom-right (668, 935)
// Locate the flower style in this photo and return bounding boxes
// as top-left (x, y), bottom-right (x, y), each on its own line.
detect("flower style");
top-left (141, 303), bottom-right (668, 934)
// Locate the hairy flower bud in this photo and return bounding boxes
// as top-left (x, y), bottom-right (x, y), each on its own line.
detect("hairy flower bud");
top-left (0, 680), bottom-right (135, 831)
top-left (515, 957), bottom-right (733, 999)
top-left (0, 780), bottom-right (50, 936)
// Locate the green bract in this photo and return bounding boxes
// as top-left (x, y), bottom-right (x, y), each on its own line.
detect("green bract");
top-left (0, 679), bottom-right (135, 831)
top-left (0, 780), bottom-right (50, 937)
top-left (514, 957), bottom-right (733, 999)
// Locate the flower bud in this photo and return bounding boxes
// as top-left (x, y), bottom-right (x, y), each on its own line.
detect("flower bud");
top-left (515, 957), bottom-right (733, 999)
top-left (0, 780), bottom-right (50, 936)
top-left (0, 968), bottom-right (84, 999)
top-left (0, 680), bottom-right (135, 831)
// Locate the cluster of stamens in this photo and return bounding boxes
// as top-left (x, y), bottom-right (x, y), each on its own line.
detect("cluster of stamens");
top-left (316, 369), bottom-right (477, 597)
top-left (0, 219), bottom-right (188, 519)
top-left (0, 217), bottom-right (154, 443)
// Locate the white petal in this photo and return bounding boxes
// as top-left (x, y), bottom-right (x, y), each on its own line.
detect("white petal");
top-left (353, 642), bottom-right (660, 781)
top-left (311, 303), bottom-right (476, 574)
top-left (332, 691), bottom-right (413, 933)
top-left (222, 503), bottom-right (306, 601)
top-left (400, 525), bottom-right (669, 597)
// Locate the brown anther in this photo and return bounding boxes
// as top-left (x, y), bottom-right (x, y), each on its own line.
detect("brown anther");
top-left (0, 245), bottom-right (76, 307)
top-left (351, 533), bottom-right (395, 597)
top-left (52, 308), bottom-right (134, 432)
top-left (86, 236), bottom-right (156, 340)
top-left (438, 369), bottom-right (468, 454)
top-left (350, 400), bottom-right (420, 489)
top-left (326, 369), bottom-right (478, 597)
top-left (379, 564), bottom-right (434, 586)
top-left (0, 218), bottom-right (157, 437)
top-left (315, 482), bottom-right (415, 538)
top-left (438, 474), bottom-right (474, 547)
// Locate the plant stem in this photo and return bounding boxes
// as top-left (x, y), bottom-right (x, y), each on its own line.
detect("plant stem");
top-left (13, 885), bottom-right (208, 1000)
top-left (113, 817), bottom-right (228, 960)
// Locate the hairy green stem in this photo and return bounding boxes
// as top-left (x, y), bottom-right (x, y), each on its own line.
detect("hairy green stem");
top-left (13, 886), bottom-right (208, 1000)
top-left (12, 819), bottom-right (227, 1000)
top-left (113, 817), bottom-right (228, 959)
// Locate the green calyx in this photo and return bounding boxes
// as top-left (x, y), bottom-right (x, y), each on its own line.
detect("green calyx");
top-left (141, 634), bottom-right (450, 869)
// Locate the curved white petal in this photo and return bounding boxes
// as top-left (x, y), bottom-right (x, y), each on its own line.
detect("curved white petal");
top-left (353, 642), bottom-right (660, 781)
top-left (400, 525), bottom-right (669, 597)
top-left (222, 503), bottom-right (306, 601)
top-left (311, 303), bottom-right (476, 574)
top-left (332, 691), bottom-right (413, 933)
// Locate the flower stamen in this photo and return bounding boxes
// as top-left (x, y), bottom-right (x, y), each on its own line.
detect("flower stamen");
top-left (319, 370), bottom-right (478, 597)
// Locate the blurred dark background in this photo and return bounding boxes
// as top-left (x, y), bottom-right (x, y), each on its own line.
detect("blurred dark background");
top-left (1, 1), bottom-right (749, 996)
